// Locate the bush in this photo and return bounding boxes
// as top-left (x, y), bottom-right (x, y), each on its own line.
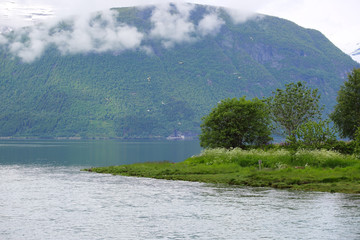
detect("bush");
top-left (288, 120), bottom-right (337, 149)
top-left (199, 97), bottom-right (272, 149)
top-left (323, 140), bottom-right (355, 155)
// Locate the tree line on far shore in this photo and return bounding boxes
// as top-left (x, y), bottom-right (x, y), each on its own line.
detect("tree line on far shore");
top-left (199, 68), bottom-right (360, 154)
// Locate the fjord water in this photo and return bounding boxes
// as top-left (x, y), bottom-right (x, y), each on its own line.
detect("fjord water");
top-left (1, 140), bottom-right (359, 239)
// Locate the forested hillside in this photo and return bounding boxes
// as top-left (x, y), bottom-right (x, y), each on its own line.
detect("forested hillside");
top-left (0, 4), bottom-right (358, 138)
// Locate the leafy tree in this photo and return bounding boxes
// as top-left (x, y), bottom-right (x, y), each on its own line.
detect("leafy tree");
top-left (330, 68), bottom-right (360, 139)
top-left (199, 97), bottom-right (272, 149)
top-left (287, 120), bottom-right (337, 149)
top-left (266, 81), bottom-right (322, 138)
top-left (354, 126), bottom-right (360, 158)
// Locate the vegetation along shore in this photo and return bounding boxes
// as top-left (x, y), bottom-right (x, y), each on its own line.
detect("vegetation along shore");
top-left (85, 69), bottom-right (360, 194)
top-left (84, 147), bottom-right (360, 194)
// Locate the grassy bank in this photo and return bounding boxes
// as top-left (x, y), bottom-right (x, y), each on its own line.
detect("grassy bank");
top-left (84, 148), bottom-right (360, 194)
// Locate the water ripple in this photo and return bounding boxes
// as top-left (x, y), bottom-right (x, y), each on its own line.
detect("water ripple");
top-left (0, 165), bottom-right (359, 240)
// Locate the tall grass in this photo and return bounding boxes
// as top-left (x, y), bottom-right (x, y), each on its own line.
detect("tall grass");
top-left (186, 148), bottom-right (360, 169)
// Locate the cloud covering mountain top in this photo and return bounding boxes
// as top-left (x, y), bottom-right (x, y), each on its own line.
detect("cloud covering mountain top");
top-left (0, 3), bottom-right (257, 62)
top-left (2, 0), bottom-right (360, 55)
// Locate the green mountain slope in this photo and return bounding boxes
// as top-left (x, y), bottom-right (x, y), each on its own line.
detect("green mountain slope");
top-left (0, 4), bottom-right (358, 138)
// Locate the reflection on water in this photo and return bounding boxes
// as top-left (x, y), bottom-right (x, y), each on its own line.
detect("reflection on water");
top-left (0, 139), bottom-right (202, 166)
top-left (0, 140), bottom-right (359, 239)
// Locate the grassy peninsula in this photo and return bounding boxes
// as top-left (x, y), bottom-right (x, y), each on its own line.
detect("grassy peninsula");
top-left (84, 148), bottom-right (360, 194)
top-left (85, 71), bottom-right (360, 194)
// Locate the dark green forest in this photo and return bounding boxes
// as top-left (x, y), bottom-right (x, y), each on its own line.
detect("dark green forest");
top-left (0, 5), bottom-right (358, 138)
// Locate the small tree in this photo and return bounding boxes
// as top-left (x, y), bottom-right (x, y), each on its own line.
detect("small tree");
top-left (199, 97), bottom-right (272, 149)
top-left (266, 81), bottom-right (322, 139)
top-left (287, 120), bottom-right (337, 149)
top-left (330, 68), bottom-right (360, 139)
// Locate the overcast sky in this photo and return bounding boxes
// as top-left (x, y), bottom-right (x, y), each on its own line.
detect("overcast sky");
top-left (0, 0), bottom-right (359, 52)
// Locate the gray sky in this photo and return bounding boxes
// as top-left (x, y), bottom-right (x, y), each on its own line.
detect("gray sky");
top-left (0, 0), bottom-right (359, 53)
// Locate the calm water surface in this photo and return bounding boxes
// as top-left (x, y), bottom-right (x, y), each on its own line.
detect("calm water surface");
top-left (0, 140), bottom-right (359, 240)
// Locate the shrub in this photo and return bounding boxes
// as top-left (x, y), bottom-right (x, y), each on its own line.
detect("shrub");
top-left (323, 140), bottom-right (355, 155)
top-left (288, 120), bottom-right (337, 149)
top-left (199, 97), bottom-right (272, 149)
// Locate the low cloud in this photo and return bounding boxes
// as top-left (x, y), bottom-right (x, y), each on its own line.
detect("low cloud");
top-left (3, 10), bottom-right (144, 62)
top-left (225, 8), bottom-right (258, 24)
top-left (50, 11), bottom-right (144, 54)
top-left (149, 3), bottom-right (196, 48)
top-left (0, 33), bottom-right (8, 45)
top-left (2, 0), bottom-right (359, 53)
top-left (198, 12), bottom-right (224, 36)
top-left (149, 2), bottom-right (225, 48)
top-left (0, 2), bottom-right (253, 62)
top-left (9, 26), bottom-right (48, 62)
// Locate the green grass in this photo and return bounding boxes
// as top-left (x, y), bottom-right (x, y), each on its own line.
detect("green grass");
top-left (83, 148), bottom-right (360, 194)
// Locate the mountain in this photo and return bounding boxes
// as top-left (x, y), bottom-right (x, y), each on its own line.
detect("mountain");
top-left (0, 4), bottom-right (358, 139)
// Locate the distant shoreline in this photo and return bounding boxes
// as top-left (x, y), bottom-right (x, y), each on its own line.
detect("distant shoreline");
top-left (0, 136), bottom-right (198, 141)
